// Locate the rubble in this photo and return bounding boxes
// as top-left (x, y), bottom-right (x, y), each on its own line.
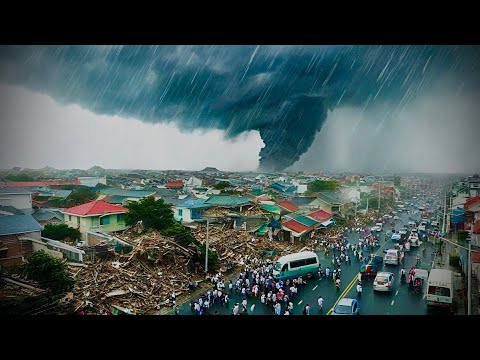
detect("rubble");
top-left (69, 223), bottom-right (315, 315)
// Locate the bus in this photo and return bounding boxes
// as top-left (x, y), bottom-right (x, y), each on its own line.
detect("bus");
top-left (272, 251), bottom-right (319, 281)
top-left (425, 269), bottom-right (454, 310)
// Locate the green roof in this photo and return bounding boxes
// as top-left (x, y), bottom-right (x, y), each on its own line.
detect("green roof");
top-left (292, 215), bottom-right (319, 227)
top-left (204, 195), bottom-right (251, 207)
top-left (260, 204), bottom-right (281, 214)
top-left (254, 223), bottom-right (269, 236)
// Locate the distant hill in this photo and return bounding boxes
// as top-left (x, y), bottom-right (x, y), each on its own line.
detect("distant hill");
top-left (200, 167), bottom-right (221, 172)
top-left (87, 166), bottom-right (106, 174)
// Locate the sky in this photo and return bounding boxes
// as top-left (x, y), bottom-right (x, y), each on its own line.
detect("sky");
top-left (0, 45), bottom-right (479, 173)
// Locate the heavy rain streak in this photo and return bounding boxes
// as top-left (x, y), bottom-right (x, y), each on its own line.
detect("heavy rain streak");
top-left (1, 45), bottom-right (479, 172)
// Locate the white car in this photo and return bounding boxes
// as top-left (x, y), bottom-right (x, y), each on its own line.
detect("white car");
top-left (399, 228), bottom-right (408, 235)
top-left (418, 225), bottom-right (426, 232)
top-left (373, 272), bottom-right (394, 292)
top-left (393, 216), bottom-right (400, 220)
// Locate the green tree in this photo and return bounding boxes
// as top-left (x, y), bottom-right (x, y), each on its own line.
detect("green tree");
top-left (42, 223), bottom-right (81, 242)
top-left (22, 250), bottom-right (74, 294)
top-left (160, 222), bottom-right (196, 247)
top-left (125, 197), bottom-right (175, 230)
top-left (213, 181), bottom-right (231, 190)
top-left (6, 173), bottom-right (34, 181)
top-left (62, 187), bottom-right (98, 207)
top-left (307, 180), bottom-right (338, 193)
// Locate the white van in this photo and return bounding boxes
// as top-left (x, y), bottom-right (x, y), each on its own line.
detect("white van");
top-left (272, 251), bottom-right (319, 281)
top-left (375, 223), bottom-right (383, 232)
top-left (384, 249), bottom-right (400, 265)
top-left (425, 269), bottom-right (454, 310)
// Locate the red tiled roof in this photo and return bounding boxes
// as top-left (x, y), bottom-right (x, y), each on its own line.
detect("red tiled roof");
top-left (2, 180), bottom-right (80, 188)
top-left (465, 195), bottom-right (480, 210)
top-left (277, 200), bottom-right (299, 212)
top-left (165, 181), bottom-right (184, 189)
top-left (307, 209), bottom-right (333, 222)
top-left (64, 200), bottom-right (127, 216)
top-left (474, 220), bottom-right (480, 235)
top-left (282, 219), bottom-right (312, 234)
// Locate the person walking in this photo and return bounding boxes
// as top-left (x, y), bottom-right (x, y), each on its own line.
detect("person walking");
top-left (317, 296), bottom-right (324, 312)
top-left (356, 282), bottom-right (362, 296)
top-left (335, 278), bottom-right (341, 290)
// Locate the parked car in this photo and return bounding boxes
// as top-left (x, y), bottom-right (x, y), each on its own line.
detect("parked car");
top-left (393, 215), bottom-right (400, 220)
top-left (373, 272), bottom-right (394, 292)
top-left (399, 228), bottom-right (408, 235)
top-left (332, 298), bottom-right (359, 315)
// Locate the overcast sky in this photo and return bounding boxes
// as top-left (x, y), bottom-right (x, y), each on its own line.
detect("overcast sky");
top-left (0, 45), bottom-right (479, 173)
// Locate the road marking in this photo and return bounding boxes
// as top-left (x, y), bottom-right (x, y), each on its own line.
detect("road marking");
top-left (312, 285), bottom-right (318, 291)
top-left (391, 300), bottom-right (395, 306)
top-left (395, 290), bottom-right (399, 296)
top-left (298, 300), bottom-right (303, 305)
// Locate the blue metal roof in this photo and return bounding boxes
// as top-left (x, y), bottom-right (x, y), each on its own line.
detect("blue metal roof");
top-left (177, 198), bottom-right (211, 209)
top-left (268, 183), bottom-right (297, 193)
top-left (0, 214), bottom-right (42, 236)
top-left (32, 209), bottom-right (64, 222)
top-left (98, 188), bottom-right (156, 198)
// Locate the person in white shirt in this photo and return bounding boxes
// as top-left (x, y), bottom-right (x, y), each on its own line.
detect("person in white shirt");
top-left (260, 293), bottom-right (266, 304)
top-left (284, 310), bottom-right (290, 315)
top-left (356, 282), bottom-right (362, 295)
top-left (250, 304), bottom-right (255, 313)
top-left (317, 296), bottom-right (324, 311)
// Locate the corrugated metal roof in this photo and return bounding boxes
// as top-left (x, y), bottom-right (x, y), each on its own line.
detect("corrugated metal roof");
top-left (32, 209), bottom-right (64, 222)
top-left (64, 201), bottom-right (127, 216)
top-left (204, 195), bottom-right (251, 207)
top-left (177, 198), bottom-right (211, 209)
top-left (277, 200), bottom-right (299, 212)
top-left (0, 205), bottom-right (24, 215)
top-left (282, 219), bottom-right (312, 234)
top-left (0, 214), bottom-right (41, 236)
top-left (292, 215), bottom-right (318, 227)
top-left (260, 204), bottom-right (281, 214)
top-left (317, 191), bottom-right (348, 204)
top-left (98, 188), bottom-right (156, 198)
top-left (308, 209), bottom-right (333, 222)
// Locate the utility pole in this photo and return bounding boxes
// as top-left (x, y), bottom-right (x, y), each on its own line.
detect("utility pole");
top-left (378, 177), bottom-right (382, 212)
top-left (468, 240), bottom-right (472, 315)
top-left (205, 217), bottom-right (209, 274)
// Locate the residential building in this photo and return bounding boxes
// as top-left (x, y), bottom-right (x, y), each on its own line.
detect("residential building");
top-left (32, 209), bottom-right (64, 229)
top-left (0, 188), bottom-right (33, 214)
top-left (173, 198), bottom-right (211, 223)
top-left (78, 176), bottom-right (107, 187)
top-left (27, 237), bottom-right (85, 262)
top-left (165, 181), bottom-right (184, 189)
top-left (63, 201), bottom-right (128, 241)
top-left (184, 176), bottom-right (202, 188)
top-left (0, 214), bottom-right (41, 266)
top-left (309, 191), bottom-right (351, 216)
top-left (268, 182), bottom-right (297, 195)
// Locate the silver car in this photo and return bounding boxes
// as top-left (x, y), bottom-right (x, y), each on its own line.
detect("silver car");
top-left (373, 272), bottom-right (394, 292)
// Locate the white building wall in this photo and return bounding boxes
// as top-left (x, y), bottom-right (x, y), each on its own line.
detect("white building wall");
top-left (78, 176), bottom-right (107, 187)
top-left (0, 193), bottom-right (32, 214)
top-left (175, 207), bottom-right (193, 222)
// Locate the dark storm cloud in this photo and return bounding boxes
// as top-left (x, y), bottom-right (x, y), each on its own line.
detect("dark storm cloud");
top-left (0, 45), bottom-right (479, 171)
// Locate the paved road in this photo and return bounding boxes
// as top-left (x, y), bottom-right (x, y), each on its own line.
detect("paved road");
top-left (177, 203), bottom-right (444, 315)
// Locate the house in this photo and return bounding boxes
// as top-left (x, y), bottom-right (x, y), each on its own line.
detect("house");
top-left (78, 176), bottom-right (107, 187)
top-left (309, 191), bottom-right (351, 215)
top-left (289, 196), bottom-right (316, 209)
top-left (165, 181), bottom-right (184, 189)
top-left (0, 214), bottom-right (42, 266)
top-left (204, 195), bottom-right (251, 209)
top-left (32, 209), bottom-right (64, 229)
top-left (277, 200), bottom-right (299, 213)
top-left (184, 176), bottom-right (202, 188)
top-left (0, 188), bottom-right (33, 214)
top-left (282, 219), bottom-right (313, 243)
top-left (98, 188), bottom-right (156, 205)
top-left (268, 182), bottom-right (297, 195)
top-left (292, 180), bottom-right (308, 194)
top-left (307, 209), bottom-right (333, 223)
top-left (63, 201), bottom-right (128, 241)
top-left (173, 198), bottom-right (211, 223)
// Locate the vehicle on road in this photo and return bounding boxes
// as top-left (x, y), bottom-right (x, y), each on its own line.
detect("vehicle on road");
top-left (411, 269), bottom-right (429, 294)
top-left (399, 228), bottom-right (408, 235)
top-left (375, 223), bottom-right (383, 232)
top-left (384, 249), bottom-right (401, 265)
top-left (391, 233), bottom-right (402, 242)
top-left (332, 298), bottom-right (359, 315)
top-left (393, 215), bottom-right (400, 220)
top-left (373, 272), bottom-right (394, 291)
top-left (425, 269), bottom-right (454, 310)
top-left (431, 221), bottom-right (440, 228)
top-left (360, 255), bottom-right (383, 277)
top-left (272, 251), bottom-right (319, 281)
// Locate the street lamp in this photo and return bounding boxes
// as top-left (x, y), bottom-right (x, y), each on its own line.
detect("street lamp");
top-left (200, 215), bottom-right (222, 275)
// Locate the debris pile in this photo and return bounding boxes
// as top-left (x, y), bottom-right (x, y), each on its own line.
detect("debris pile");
top-left (68, 230), bottom-right (205, 315)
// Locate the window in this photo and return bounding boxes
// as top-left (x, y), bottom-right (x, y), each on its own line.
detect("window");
top-left (305, 257), bottom-right (317, 265)
top-left (353, 303), bottom-right (357, 312)
top-left (332, 206), bottom-right (340, 212)
top-left (100, 216), bottom-right (110, 225)
top-left (290, 259), bottom-right (306, 269)
top-left (117, 213), bottom-right (125, 222)
top-left (0, 247), bottom-right (8, 259)
top-left (178, 209), bottom-right (183, 217)
top-left (281, 264), bottom-right (288, 272)
top-left (428, 286), bottom-right (450, 297)
top-left (77, 217), bottom-right (80, 225)
top-left (69, 215), bottom-right (72, 221)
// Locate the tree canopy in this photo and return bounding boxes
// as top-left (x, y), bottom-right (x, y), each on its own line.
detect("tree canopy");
top-left (6, 173), bottom-right (34, 181)
top-left (22, 250), bottom-right (74, 294)
top-left (307, 180), bottom-right (338, 193)
top-left (125, 197), bottom-right (175, 230)
top-left (61, 187), bottom-right (98, 207)
top-left (42, 223), bottom-right (81, 242)
top-left (213, 181), bottom-right (231, 190)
